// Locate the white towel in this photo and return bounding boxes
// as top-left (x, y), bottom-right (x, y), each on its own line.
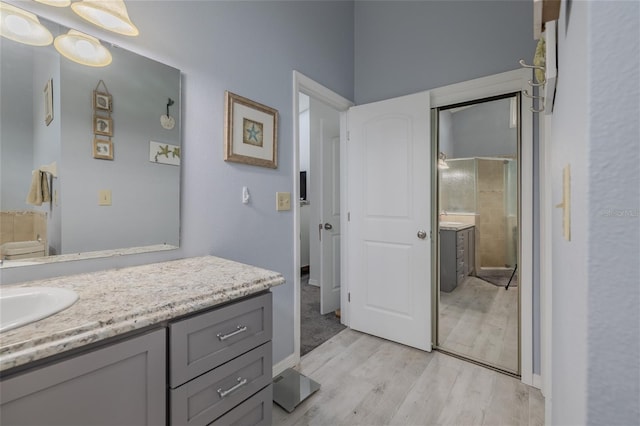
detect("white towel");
top-left (26, 170), bottom-right (51, 206)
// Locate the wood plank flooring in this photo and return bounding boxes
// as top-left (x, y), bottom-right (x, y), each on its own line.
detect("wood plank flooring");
top-left (439, 276), bottom-right (519, 372)
top-left (273, 329), bottom-right (543, 426)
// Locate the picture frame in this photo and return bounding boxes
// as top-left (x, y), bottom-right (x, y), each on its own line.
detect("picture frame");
top-left (93, 138), bottom-right (113, 160)
top-left (93, 90), bottom-right (112, 111)
top-left (224, 91), bottom-right (278, 169)
top-left (44, 79), bottom-right (53, 126)
top-left (94, 115), bottom-right (113, 137)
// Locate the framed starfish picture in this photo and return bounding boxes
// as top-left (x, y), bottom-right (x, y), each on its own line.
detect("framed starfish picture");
top-left (224, 91), bottom-right (278, 168)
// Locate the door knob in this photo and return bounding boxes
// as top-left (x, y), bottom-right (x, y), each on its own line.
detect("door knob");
top-left (417, 230), bottom-right (427, 239)
top-left (324, 223), bottom-right (333, 230)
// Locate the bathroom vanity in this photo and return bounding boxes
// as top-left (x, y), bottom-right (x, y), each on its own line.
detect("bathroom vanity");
top-left (439, 223), bottom-right (475, 292)
top-left (0, 256), bottom-right (284, 426)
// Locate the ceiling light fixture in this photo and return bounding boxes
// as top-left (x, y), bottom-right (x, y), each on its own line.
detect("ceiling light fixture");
top-left (0, 2), bottom-right (53, 46)
top-left (33, 0), bottom-right (71, 7)
top-left (71, 0), bottom-right (139, 36)
top-left (54, 29), bottom-right (112, 67)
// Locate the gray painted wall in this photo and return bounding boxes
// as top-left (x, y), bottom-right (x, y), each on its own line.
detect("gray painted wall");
top-left (354, 1), bottom-right (535, 104)
top-left (0, 1), bottom-right (355, 369)
top-left (550, 1), bottom-right (640, 424)
top-left (450, 98), bottom-right (517, 159)
top-left (585, 1), bottom-right (639, 424)
top-left (1, 42), bottom-right (35, 210)
top-left (438, 110), bottom-right (453, 158)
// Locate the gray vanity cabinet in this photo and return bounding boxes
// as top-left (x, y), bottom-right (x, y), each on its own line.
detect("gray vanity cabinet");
top-left (440, 226), bottom-right (475, 292)
top-left (0, 329), bottom-right (166, 426)
top-left (169, 292), bottom-right (273, 426)
top-left (0, 292), bottom-right (274, 426)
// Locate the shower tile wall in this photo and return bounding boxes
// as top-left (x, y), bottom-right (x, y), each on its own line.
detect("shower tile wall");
top-left (477, 159), bottom-right (507, 267)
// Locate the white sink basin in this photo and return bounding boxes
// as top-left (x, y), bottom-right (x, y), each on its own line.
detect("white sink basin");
top-left (0, 287), bottom-right (78, 333)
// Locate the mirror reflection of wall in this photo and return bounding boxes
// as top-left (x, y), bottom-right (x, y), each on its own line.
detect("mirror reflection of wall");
top-left (0, 13), bottom-right (181, 264)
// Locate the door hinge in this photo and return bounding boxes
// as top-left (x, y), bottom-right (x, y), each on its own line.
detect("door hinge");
top-left (347, 131), bottom-right (350, 141)
top-left (348, 212), bottom-right (350, 222)
top-left (348, 292), bottom-right (351, 302)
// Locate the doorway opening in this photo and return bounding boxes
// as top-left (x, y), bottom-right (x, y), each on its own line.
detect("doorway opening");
top-left (433, 93), bottom-right (522, 375)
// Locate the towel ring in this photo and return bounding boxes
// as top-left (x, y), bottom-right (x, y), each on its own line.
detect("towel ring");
top-left (528, 78), bottom-right (546, 87)
top-left (519, 59), bottom-right (545, 72)
top-left (523, 90), bottom-right (545, 113)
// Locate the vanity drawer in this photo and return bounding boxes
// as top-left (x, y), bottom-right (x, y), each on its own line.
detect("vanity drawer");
top-left (170, 342), bottom-right (272, 426)
top-left (209, 385), bottom-right (272, 426)
top-left (169, 292), bottom-right (272, 387)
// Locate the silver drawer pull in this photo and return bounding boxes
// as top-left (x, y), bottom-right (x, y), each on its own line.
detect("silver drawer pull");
top-left (217, 377), bottom-right (248, 398)
top-left (217, 325), bottom-right (247, 341)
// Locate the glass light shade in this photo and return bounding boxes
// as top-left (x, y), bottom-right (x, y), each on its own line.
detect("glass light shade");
top-left (33, 0), bottom-right (71, 7)
top-left (0, 2), bottom-right (53, 46)
top-left (54, 29), bottom-right (112, 67)
top-left (71, 0), bottom-right (138, 36)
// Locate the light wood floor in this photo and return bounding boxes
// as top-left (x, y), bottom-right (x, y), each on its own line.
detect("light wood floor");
top-left (273, 329), bottom-right (543, 426)
top-left (439, 276), bottom-right (519, 373)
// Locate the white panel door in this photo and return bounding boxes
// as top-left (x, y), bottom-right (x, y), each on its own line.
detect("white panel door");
top-left (347, 91), bottom-right (432, 351)
top-left (320, 136), bottom-right (341, 314)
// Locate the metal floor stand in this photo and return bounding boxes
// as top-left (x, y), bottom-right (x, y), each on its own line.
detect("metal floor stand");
top-left (272, 368), bottom-right (320, 413)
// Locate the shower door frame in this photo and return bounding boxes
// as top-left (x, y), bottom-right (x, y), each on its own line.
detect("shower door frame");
top-left (429, 69), bottom-right (535, 386)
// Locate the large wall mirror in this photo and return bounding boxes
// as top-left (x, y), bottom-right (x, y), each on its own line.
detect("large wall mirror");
top-left (0, 7), bottom-right (181, 268)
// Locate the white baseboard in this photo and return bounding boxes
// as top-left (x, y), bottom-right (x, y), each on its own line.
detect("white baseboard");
top-left (272, 353), bottom-right (298, 378)
top-left (532, 373), bottom-right (543, 390)
top-left (308, 279), bottom-right (319, 287)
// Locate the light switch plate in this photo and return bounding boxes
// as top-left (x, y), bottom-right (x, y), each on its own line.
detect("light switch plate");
top-left (99, 189), bottom-right (112, 206)
top-left (555, 164), bottom-right (571, 241)
top-left (276, 192), bottom-right (291, 211)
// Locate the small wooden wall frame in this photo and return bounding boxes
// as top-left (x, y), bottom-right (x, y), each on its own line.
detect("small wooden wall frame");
top-left (93, 138), bottom-right (113, 160)
top-left (93, 90), bottom-right (112, 111)
top-left (224, 91), bottom-right (278, 169)
top-left (94, 115), bottom-right (113, 137)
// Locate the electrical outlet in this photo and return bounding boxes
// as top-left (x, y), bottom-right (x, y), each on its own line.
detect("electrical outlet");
top-left (99, 189), bottom-right (112, 206)
top-left (276, 192), bottom-right (291, 211)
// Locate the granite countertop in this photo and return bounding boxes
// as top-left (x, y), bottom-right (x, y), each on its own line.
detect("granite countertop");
top-left (440, 222), bottom-right (475, 231)
top-left (0, 256), bottom-right (285, 372)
